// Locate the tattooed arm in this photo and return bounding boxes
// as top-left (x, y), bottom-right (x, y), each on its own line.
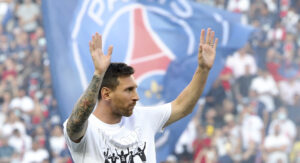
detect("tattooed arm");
top-left (66, 33), bottom-right (113, 142)
top-left (66, 74), bottom-right (102, 142)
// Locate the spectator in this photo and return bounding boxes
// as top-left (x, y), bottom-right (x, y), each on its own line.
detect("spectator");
top-left (16, 0), bottom-right (40, 33)
top-left (227, 0), bottom-right (250, 13)
top-left (0, 0), bottom-right (72, 161)
top-left (202, 108), bottom-right (219, 136)
top-left (49, 125), bottom-right (66, 158)
top-left (278, 77), bottom-right (300, 106)
top-left (249, 19), bottom-right (271, 69)
top-left (264, 124), bottom-right (289, 163)
top-left (0, 91), bottom-right (11, 115)
top-left (256, 3), bottom-right (276, 32)
top-left (2, 58), bottom-right (17, 82)
top-left (267, 21), bottom-right (286, 42)
top-left (0, 136), bottom-right (14, 162)
top-left (226, 44), bottom-right (257, 78)
top-left (234, 64), bottom-right (256, 103)
top-left (1, 110), bottom-right (25, 137)
top-left (193, 126), bottom-right (216, 163)
top-left (221, 98), bottom-right (236, 116)
top-left (216, 114), bottom-right (240, 162)
top-left (248, 90), bottom-right (269, 128)
top-left (268, 107), bottom-right (297, 147)
top-left (8, 128), bottom-right (32, 154)
top-left (290, 128), bottom-right (300, 163)
top-left (287, 94), bottom-right (300, 126)
top-left (282, 7), bottom-right (299, 33)
top-left (250, 68), bottom-right (279, 112)
top-left (32, 125), bottom-right (48, 149)
top-left (266, 48), bottom-right (285, 81)
top-left (219, 66), bottom-right (234, 97)
top-left (204, 79), bottom-right (226, 110)
top-left (9, 87), bottom-right (34, 115)
top-left (22, 139), bottom-right (49, 163)
top-left (240, 102), bottom-right (264, 150)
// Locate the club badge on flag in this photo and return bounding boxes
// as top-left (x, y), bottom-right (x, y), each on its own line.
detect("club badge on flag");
top-left (43, 0), bottom-right (254, 161)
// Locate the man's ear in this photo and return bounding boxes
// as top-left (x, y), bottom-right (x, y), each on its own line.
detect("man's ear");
top-left (101, 87), bottom-right (112, 100)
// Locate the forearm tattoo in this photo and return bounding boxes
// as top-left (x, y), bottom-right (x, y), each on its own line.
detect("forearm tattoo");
top-left (67, 74), bottom-right (102, 137)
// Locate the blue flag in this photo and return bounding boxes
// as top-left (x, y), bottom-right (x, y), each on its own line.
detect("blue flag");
top-left (155, 4), bottom-right (253, 162)
top-left (42, 0), bottom-right (253, 161)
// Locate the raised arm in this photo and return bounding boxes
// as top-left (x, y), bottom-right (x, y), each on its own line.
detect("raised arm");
top-left (66, 33), bottom-right (113, 142)
top-left (165, 28), bottom-right (218, 127)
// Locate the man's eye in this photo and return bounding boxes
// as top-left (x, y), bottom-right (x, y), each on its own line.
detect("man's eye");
top-left (126, 88), bottom-right (133, 91)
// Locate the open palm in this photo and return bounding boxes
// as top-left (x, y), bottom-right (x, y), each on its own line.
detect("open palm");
top-left (198, 28), bottom-right (218, 70)
top-left (89, 33), bottom-right (113, 75)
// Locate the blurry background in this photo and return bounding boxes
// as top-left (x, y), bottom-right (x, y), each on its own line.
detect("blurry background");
top-left (0, 0), bottom-right (300, 163)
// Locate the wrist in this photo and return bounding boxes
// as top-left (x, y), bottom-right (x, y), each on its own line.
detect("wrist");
top-left (94, 71), bottom-right (105, 77)
top-left (196, 66), bottom-right (210, 73)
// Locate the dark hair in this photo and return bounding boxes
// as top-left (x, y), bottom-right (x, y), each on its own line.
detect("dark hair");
top-left (98, 63), bottom-right (134, 100)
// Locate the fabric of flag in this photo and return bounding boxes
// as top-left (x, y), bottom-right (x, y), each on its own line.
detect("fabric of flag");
top-left (42, 0), bottom-right (253, 161)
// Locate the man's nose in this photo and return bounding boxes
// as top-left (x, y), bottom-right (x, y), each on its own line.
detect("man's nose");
top-left (133, 90), bottom-right (139, 101)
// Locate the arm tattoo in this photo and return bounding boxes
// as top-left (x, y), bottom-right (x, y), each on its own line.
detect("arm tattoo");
top-left (67, 74), bottom-right (102, 139)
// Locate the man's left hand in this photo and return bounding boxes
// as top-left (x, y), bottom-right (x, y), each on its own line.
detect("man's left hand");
top-left (198, 28), bottom-right (218, 70)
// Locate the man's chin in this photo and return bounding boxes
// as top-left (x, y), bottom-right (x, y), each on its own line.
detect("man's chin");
top-left (123, 111), bottom-right (133, 117)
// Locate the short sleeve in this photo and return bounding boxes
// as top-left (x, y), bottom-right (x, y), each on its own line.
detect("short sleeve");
top-left (137, 103), bottom-right (172, 133)
top-left (63, 119), bottom-right (87, 152)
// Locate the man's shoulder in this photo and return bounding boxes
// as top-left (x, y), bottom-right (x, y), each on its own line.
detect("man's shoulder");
top-left (133, 103), bottom-right (171, 112)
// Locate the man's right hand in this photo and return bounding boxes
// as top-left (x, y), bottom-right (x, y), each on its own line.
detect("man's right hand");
top-left (89, 32), bottom-right (113, 75)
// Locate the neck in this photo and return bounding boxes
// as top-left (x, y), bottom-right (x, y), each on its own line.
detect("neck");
top-left (93, 100), bottom-right (122, 124)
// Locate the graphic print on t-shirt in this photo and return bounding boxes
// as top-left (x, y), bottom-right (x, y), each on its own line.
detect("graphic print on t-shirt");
top-left (108, 153), bottom-right (119, 163)
top-left (102, 142), bottom-right (146, 163)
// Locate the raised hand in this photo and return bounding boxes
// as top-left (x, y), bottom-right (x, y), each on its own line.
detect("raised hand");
top-left (198, 28), bottom-right (218, 70)
top-left (89, 32), bottom-right (113, 75)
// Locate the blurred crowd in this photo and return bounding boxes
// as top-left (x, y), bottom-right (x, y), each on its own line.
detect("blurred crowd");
top-left (169, 0), bottom-right (300, 163)
top-left (1, 0), bottom-right (300, 163)
top-left (0, 0), bottom-right (71, 162)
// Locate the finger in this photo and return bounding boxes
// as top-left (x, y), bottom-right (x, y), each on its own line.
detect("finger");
top-left (90, 37), bottom-right (95, 51)
top-left (198, 44), bottom-right (203, 54)
top-left (198, 45), bottom-right (203, 60)
top-left (99, 34), bottom-right (102, 49)
top-left (200, 29), bottom-right (205, 45)
top-left (205, 28), bottom-right (211, 44)
top-left (107, 45), bottom-right (113, 56)
top-left (210, 31), bottom-right (215, 46)
top-left (92, 35), bottom-right (96, 48)
top-left (213, 38), bottom-right (219, 50)
top-left (95, 32), bottom-right (99, 49)
top-left (89, 41), bottom-right (92, 53)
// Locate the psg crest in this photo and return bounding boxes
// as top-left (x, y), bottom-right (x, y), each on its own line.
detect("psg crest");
top-left (70, 0), bottom-right (196, 105)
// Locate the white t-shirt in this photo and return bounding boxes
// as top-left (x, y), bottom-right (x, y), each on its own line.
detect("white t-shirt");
top-left (268, 119), bottom-right (297, 146)
top-left (227, 0), bottom-right (250, 13)
top-left (264, 134), bottom-right (289, 163)
top-left (250, 75), bottom-right (278, 112)
top-left (22, 148), bottom-right (49, 163)
top-left (226, 52), bottom-right (257, 78)
top-left (8, 134), bottom-right (32, 153)
top-left (9, 96), bottom-right (34, 112)
top-left (16, 3), bottom-right (40, 32)
top-left (278, 80), bottom-right (300, 105)
top-left (241, 115), bottom-right (264, 149)
top-left (63, 103), bottom-right (171, 163)
top-left (50, 135), bottom-right (66, 155)
top-left (1, 121), bottom-right (26, 137)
